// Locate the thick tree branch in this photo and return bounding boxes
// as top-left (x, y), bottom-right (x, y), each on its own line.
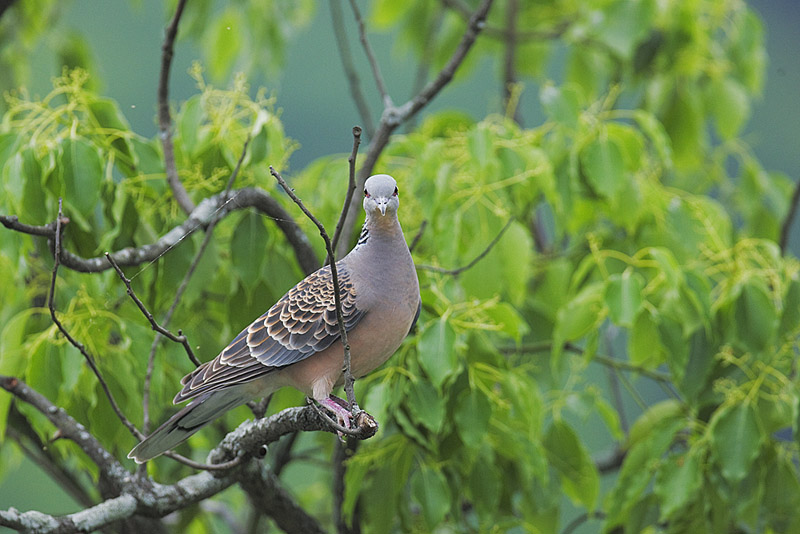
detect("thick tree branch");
top-left (237, 462), bottom-right (326, 534)
top-left (0, 376), bottom-right (130, 493)
top-left (0, 495), bottom-right (138, 534)
top-left (338, 0), bottom-right (494, 254)
top-left (158, 0), bottom-right (194, 215)
top-left (1, 187), bottom-right (319, 276)
top-left (208, 405), bottom-right (378, 465)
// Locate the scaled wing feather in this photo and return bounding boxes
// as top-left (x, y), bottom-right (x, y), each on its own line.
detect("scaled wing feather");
top-left (173, 263), bottom-right (365, 404)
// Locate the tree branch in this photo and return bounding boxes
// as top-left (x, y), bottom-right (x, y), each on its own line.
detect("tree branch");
top-left (1, 187), bottom-right (319, 276)
top-left (337, 0), bottom-right (494, 254)
top-left (502, 0), bottom-right (523, 125)
top-left (0, 376), bottom-right (130, 493)
top-left (417, 216), bottom-right (513, 275)
top-left (780, 176), bottom-right (800, 254)
top-left (0, 494), bottom-right (138, 533)
top-left (347, 0), bottom-right (392, 109)
top-left (48, 201), bottom-right (144, 443)
top-left (330, 0), bottom-right (375, 138)
top-left (158, 0), bottom-right (194, 215)
top-left (330, 126), bottom-right (363, 263)
top-left (237, 462), bottom-right (326, 534)
top-left (106, 253), bottom-right (201, 368)
top-left (270, 167), bottom-right (360, 413)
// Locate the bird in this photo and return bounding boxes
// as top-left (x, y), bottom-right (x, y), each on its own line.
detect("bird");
top-left (128, 174), bottom-right (421, 463)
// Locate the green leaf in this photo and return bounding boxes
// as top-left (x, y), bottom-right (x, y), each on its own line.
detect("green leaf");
top-left (628, 308), bottom-right (664, 368)
top-left (594, 0), bottom-right (656, 59)
top-left (417, 318), bottom-right (458, 389)
top-left (604, 270), bottom-right (644, 327)
top-left (662, 87), bottom-right (703, 169)
top-left (554, 282), bottom-right (605, 344)
top-left (58, 136), bottom-right (104, 222)
top-left (454, 388), bottom-right (492, 446)
top-left (411, 466), bottom-right (451, 529)
top-left (779, 277), bottom-right (800, 338)
top-left (230, 212), bottom-right (267, 288)
top-left (706, 77), bottom-right (750, 140)
top-left (207, 9), bottom-right (243, 81)
top-left (710, 402), bottom-right (763, 483)
top-left (655, 448), bottom-right (703, 520)
top-left (734, 279), bottom-right (778, 351)
top-left (606, 402), bottom-right (685, 528)
top-left (467, 449), bottom-right (501, 517)
top-left (580, 137), bottom-right (625, 198)
top-left (543, 420), bottom-right (599, 509)
top-left (406, 379), bottom-right (446, 434)
top-left (540, 84), bottom-right (581, 128)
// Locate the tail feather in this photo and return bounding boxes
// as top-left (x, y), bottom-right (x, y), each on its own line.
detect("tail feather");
top-left (128, 389), bottom-right (248, 463)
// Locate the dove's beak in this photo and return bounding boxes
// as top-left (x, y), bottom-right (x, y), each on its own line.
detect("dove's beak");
top-left (376, 198), bottom-right (388, 216)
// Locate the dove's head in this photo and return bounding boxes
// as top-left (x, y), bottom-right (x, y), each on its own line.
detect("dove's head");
top-left (363, 174), bottom-right (399, 217)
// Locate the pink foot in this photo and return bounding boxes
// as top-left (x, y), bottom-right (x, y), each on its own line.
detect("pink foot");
top-left (319, 396), bottom-right (353, 431)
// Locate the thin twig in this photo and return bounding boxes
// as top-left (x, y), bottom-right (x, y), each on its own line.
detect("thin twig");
top-left (502, 0), bottom-right (523, 125)
top-left (441, 0), bottom-right (570, 42)
top-left (330, 126), bottom-right (363, 263)
top-left (347, 0), bottom-right (392, 109)
top-left (163, 451), bottom-right (244, 472)
top-left (330, 0), bottom-right (375, 138)
top-left (780, 176), bottom-right (800, 254)
top-left (505, 342), bottom-right (672, 383)
top-left (270, 167), bottom-right (360, 414)
top-left (408, 220), bottom-right (427, 253)
top-left (417, 216), bottom-right (513, 276)
top-left (142, 137), bottom-right (252, 435)
top-left (338, 0), bottom-right (494, 251)
top-left (159, 0), bottom-right (194, 215)
top-left (106, 253), bottom-right (201, 367)
top-left (48, 201), bottom-right (144, 442)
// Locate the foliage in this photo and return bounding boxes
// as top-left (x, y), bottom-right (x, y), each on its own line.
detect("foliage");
top-left (1, 0), bottom-right (799, 533)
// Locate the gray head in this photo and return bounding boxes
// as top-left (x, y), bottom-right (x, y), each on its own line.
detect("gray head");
top-left (363, 174), bottom-right (399, 217)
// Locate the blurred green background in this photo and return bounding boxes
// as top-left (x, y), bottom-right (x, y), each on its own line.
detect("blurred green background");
top-left (1, 0), bottom-right (798, 526)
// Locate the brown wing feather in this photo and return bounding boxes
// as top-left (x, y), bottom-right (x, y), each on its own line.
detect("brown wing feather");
top-left (173, 263), bottom-right (365, 404)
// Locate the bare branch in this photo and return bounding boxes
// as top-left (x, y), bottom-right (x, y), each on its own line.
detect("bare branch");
top-left (441, 0), bottom-right (570, 42)
top-left (2, 187), bottom-right (319, 276)
top-left (0, 375), bottom-right (130, 492)
top-left (330, 0), bottom-right (375, 138)
top-left (338, 0), bottom-right (495, 252)
top-left (106, 253), bottom-right (201, 368)
top-left (502, 0), bottom-right (523, 125)
top-left (0, 494), bottom-right (138, 533)
top-left (505, 342), bottom-right (672, 383)
top-left (208, 405), bottom-right (377, 465)
top-left (330, 125), bottom-right (363, 263)
top-left (417, 216), bottom-right (513, 276)
top-left (158, 0), bottom-right (194, 215)
top-left (347, 0), bottom-right (392, 109)
top-left (270, 167), bottom-right (360, 412)
top-left (238, 462), bottom-right (326, 534)
top-left (48, 201), bottom-right (144, 443)
top-left (780, 176), bottom-right (800, 254)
